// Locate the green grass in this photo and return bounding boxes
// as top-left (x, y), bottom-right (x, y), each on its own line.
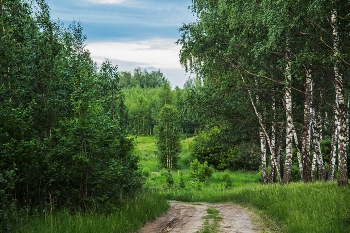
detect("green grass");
top-left (134, 136), bottom-right (157, 155)
top-left (198, 207), bottom-right (222, 233)
top-left (16, 192), bottom-right (169, 233)
top-left (135, 136), bottom-right (350, 233)
top-left (19, 136), bottom-right (350, 233)
top-left (231, 182), bottom-right (350, 233)
top-left (163, 181), bottom-right (350, 233)
top-left (135, 136), bottom-right (160, 172)
top-left (144, 169), bottom-right (260, 192)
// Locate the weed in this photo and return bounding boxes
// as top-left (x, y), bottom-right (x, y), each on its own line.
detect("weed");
top-left (197, 207), bottom-right (222, 233)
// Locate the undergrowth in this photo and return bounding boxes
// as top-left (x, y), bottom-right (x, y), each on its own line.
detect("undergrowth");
top-left (16, 191), bottom-right (169, 233)
top-left (163, 182), bottom-right (350, 233)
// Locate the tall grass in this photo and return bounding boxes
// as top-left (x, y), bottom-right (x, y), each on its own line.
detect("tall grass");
top-left (164, 181), bottom-right (350, 233)
top-left (138, 136), bottom-right (350, 233)
top-left (231, 182), bottom-right (350, 233)
top-left (17, 192), bottom-right (169, 233)
top-left (135, 136), bottom-right (160, 172)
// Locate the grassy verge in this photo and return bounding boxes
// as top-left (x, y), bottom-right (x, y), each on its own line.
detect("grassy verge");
top-left (138, 136), bottom-right (350, 233)
top-left (162, 182), bottom-right (350, 233)
top-left (16, 191), bottom-right (169, 233)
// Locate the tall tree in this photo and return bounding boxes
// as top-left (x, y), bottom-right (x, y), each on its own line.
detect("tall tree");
top-left (155, 104), bottom-right (181, 169)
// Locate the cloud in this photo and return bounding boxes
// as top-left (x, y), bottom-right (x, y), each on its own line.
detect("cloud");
top-left (87, 0), bottom-right (125, 4)
top-left (86, 38), bottom-right (188, 87)
top-left (86, 38), bottom-right (181, 70)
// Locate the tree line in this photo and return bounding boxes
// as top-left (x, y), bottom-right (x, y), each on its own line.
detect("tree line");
top-left (0, 0), bottom-right (143, 230)
top-left (177, 0), bottom-right (350, 185)
top-left (122, 77), bottom-right (200, 136)
top-left (122, 72), bottom-right (261, 172)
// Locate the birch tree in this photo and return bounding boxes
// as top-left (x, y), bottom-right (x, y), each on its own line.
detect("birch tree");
top-left (178, 0), bottom-right (350, 184)
top-left (155, 104), bottom-right (181, 169)
top-left (331, 3), bottom-right (348, 185)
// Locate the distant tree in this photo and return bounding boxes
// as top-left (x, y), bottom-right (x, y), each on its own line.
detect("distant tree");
top-left (159, 81), bottom-right (173, 106)
top-left (155, 104), bottom-right (181, 169)
top-left (119, 68), bottom-right (166, 89)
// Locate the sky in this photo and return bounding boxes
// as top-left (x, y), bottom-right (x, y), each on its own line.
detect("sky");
top-left (45, 0), bottom-right (195, 88)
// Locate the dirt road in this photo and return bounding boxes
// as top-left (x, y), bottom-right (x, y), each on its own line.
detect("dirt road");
top-left (139, 201), bottom-right (258, 233)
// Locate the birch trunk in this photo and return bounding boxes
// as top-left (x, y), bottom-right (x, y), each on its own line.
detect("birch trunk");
top-left (331, 7), bottom-right (348, 185)
top-left (269, 98), bottom-right (277, 183)
top-left (312, 111), bottom-right (325, 180)
top-left (256, 94), bottom-right (268, 184)
top-left (276, 131), bottom-right (283, 182)
top-left (282, 49), bottom-right (293, 184)
top-left (301, 68), bottom-right (313, 182)
top-left (242, 76), bottom-right (280, 182)
top-left (260, 131), bottom-right (268, 184)
top-left (328, 108), bottom-right (338, 181)
top-left (292, 126), bottom-right (303, 180)
top-left (311, 152), bottom-right (317, 180)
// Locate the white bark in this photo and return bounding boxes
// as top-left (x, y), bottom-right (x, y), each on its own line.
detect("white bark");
top-left (269, 99), bottom-right (277, 183)
top-left (242, 76), bottom-right (280, 182)
top-left (328, 108), bottom-right (338, 181)
top-left (257, 95), bottom-right (268, 184)
top-left (331, 6), bottom-right (348, 185)
top-left (311, 152), bottom-right (317, 180)
top-left (312, 111), bottom-right (325, 180)
top-left (282, 48), bottom-right (293, 184)
top-left (260, 131), bottom-right (268, 184)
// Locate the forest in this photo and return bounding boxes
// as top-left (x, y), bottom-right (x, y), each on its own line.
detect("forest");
top-left (1, 0), bottom-right (350, 232)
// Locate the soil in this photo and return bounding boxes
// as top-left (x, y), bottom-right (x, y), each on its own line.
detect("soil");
top-left (139, 201), bottom-right (258, 233)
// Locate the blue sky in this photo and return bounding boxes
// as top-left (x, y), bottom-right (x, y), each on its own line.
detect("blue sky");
top-left (46, 0), bottom-right (195, 88)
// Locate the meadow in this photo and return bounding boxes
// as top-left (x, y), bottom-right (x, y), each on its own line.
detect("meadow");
top-left (138, 136), bottom-right (350, 233)
top-left (18, 136), bottom-right (350, 233)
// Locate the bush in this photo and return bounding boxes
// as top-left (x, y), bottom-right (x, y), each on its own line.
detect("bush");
top-left (191, 127), bottom-right (260, 171)
top-left (163, 170), bottom-right (174, 189)
top-left (190, 159), bottom-right (214, 182)
top-left (178, 171), bottom-right (186, 189)
top-left (222, 170), bottom-right (233, 188)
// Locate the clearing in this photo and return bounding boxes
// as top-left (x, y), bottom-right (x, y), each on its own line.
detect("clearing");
top-left (139, 201), bottom-right (258, 233)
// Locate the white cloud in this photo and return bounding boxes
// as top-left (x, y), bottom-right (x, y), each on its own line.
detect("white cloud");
top-left (87, 0), bottom-right (125, 4)
top-left (86, 38), bottom-right (188, 87)
top-left (86, 38), bottom-right (182, 70)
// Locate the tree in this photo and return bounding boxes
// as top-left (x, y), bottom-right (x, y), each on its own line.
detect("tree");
top-left (178, 0), bottom-right (350, 184)
top-left (155, 104), bottom-right (181, 169)
top-left (0, 1), bottom-right (145, 227)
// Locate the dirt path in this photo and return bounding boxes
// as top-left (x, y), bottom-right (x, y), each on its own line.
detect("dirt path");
top-left (139, 201), bottom-right (258, 233)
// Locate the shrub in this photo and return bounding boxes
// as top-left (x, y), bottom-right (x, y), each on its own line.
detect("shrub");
top-left (164, 170), bottom-right (174, 189)
top-left (222, 170), bottom-right (233, 188)
top-left (192, 127), bottom-right (260, 171)
top-left (190, 159), bottom-right (214, 182)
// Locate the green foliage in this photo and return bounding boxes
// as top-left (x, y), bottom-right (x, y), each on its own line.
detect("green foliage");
top-left (119, 68), bottom-right (166, 89)
top-left (190, 159), bottom-right (214, 182)
top-left (179, 171), bottom-right (186, 189)
top-left (230, 143), bottom-right (261, 171)
top-left (291, 165), bottom-right (302, 182)
top-left (155, 104), bottom-right (181, 169)
top-left (0, 1), bottom-right (144, 229)
top-left (178, 0), bottom-right (350, 184)
top-left (192, 127), bottom-right (260, 171)
top-left (164, 170), bottom-right (174, 189)
top-left (122, 80), bottom-right (202, 136)
top-left (222, 170), bottom-right (233, 189)
top-left (16, 191), bottom-right (169, 233)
